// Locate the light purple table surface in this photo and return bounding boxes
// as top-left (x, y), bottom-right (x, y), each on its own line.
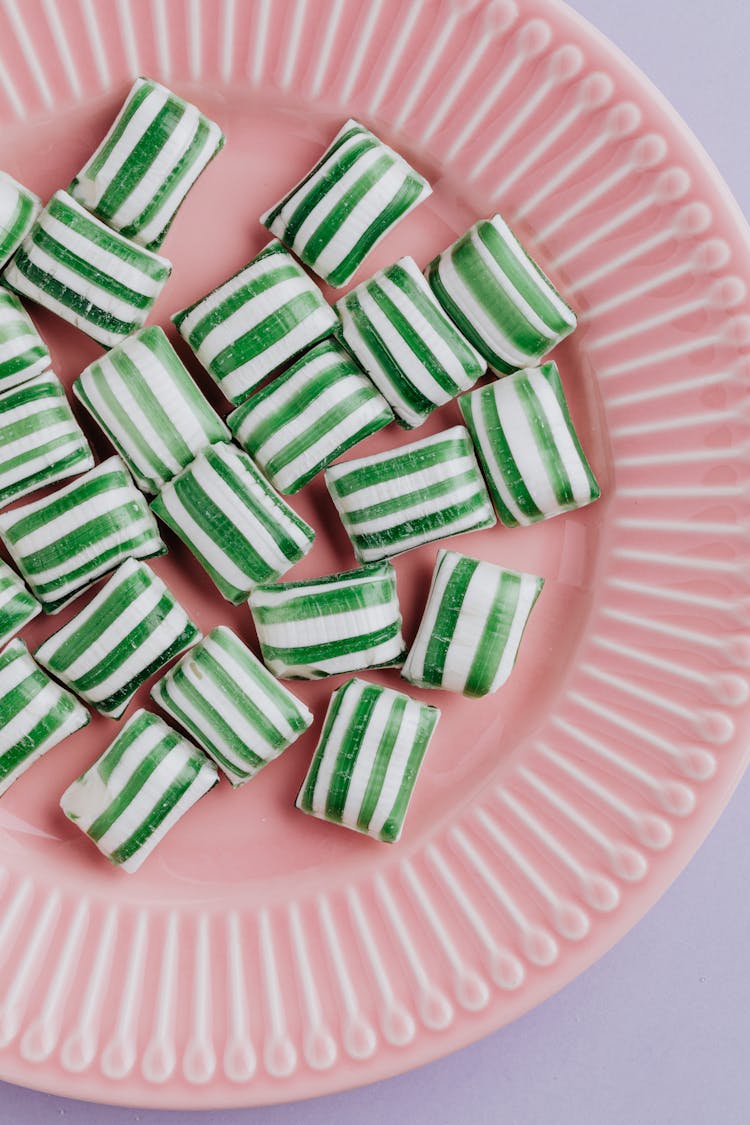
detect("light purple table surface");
top-left (2, 2), bottom-right (750, 1122)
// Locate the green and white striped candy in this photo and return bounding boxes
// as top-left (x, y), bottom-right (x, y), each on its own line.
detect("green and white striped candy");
top-left (0, 638), bottom-right (89, 798)
top-left (335, 256), bottom-right (485, 428)
top-left (402, 550), bottom-right (544, 697)
top-left (425, 214), bottom-right (577, 374)
top-left (248, 561), bottom-right (405, 680)
top-left (0, 286), bottom-right (49, 389)
top-left (459, 362), bottom-right (600, 526)
top-left (0, 171), bottom-right (40, 269)
top-left (261, 119), bottom-right (432, 288)
top-left (0, 371), bottom-right (93, 508)
top-left (324, 425), bottom-right (496, 563)
top-left (0, 561), bottom-right (40, 648)
top-left (3, 190), bottom-right (172, 348)
top-left (0, 455), bottom-right (166, 613)
top-left (151, 443), bottom-right (314, 604)
top-left (70, 77), bottom-right (224, 251)
top-left (74, 325), bottom-right (229, 493)
top-left (173, 240), bottom-right (337, 405)
top-left (152, 626), bottom-right (313, 786)
top-left (227, 338), bottom-right (393, 494)
top-left (296, 677), bottom-right (439, 843)
top-left (35, 558), bottom-right (200, 719)
top-left (60, 709), bottom-right (217, 874)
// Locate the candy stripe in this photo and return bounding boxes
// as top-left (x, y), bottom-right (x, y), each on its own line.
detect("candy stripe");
top-left (336, 256), bottom-right (485, 428)
top-left (151, 443), bottom-right (313, 604)
top-left (0, 286), bottom-right (49, 389)
top-left (228, 337), bottom-right (393, 493)
top-left (60, 710), bottom-right (217, 874)
top-left (0, 456), bottom-right (165, 613)
top-left (3, 191), bottom-right (172, 348)
top-left (173, 240), bottom-right (337, 404)
top-left (0, 371), bottom-right (93, 507)
top-left (425, 214), bottom-right (576, 373)
top-left (0, 638), bottom-right (89, 797)
top-left (296, 678), bottom-right (439, 843)
top-left (70, 77), bottom-right (224, 250)
top-left (74, 325), bottom-right (229, 493)
top-left (0, 560), bottom-right (40, 646)
top-left (261, 119), bottom-right (431, 287)
top-left (459, 362), bottom-right (600, 527)
top-left (0, 171), bottom-right (40, 269)
top-left (324, 425), bottom-right (495, 562)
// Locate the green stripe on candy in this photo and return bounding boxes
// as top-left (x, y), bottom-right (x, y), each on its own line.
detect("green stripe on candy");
top-left (295, 678), bottom-right (439, 843)
top-left (74, 325), bottom-right (229, 493)
top-left (0, 455), bottom-right (166, 613)
top-left (248, 560), bottom-right (405, 680)
top-left (228, 337), bottom-right (393, 494)
top-left (151, 625), bottom-right (312, 786)
top-left (261, 118), bottom-right (432, 288)
top-left (324, 425), bottom-right (495, 563)
top-left (35, 558), bottom-right (200, 719)
top-left (0, 560), bottom-right (40, 647)
top-left (151, 443), bottom-right (314, 604)
top-left (459, 362), bottom-right (600, 527)
top-left (0, 171), bottom-right (40, 270)
top-left (69, 77), bottom-right (225, 251)
top-left (3, 191), bottom-right (172, 349)
top-left (172, 240), bottom-right (337, 405)
top-left (59, 709), bottom-right (217, 874)
top-left (0, 286), bottom-right (50, 389)
top-left (0, 637), bottom-right (89, 797)
top-left (402, 549), bottom-right (544, 698)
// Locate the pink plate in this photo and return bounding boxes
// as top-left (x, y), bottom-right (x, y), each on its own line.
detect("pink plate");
top-left (0, 0), bottom-right (749, 1109)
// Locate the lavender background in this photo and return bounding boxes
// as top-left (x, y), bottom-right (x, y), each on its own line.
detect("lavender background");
top-left (2, 1), bottom-right (750, 1121)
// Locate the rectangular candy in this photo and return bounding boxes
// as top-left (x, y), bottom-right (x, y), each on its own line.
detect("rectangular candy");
top-left (3, 190), bottom-right (172, 348)
top-left (296, 678), bottom-right (439, 843)
top-left (0, 370), bottom-right (94, 508)
top-left (425, 215), bottom-right (577, 373)
top-left (324, 425), bottom-right (496, 562)
top-left (335, 255), bottom-right (485, 428)
top-left (172, 240), bottom-right (337, 404)
top-left (0, 561), bottom-right (40, 650)
top-left (0, 286), bottom-right (50, 389)
top-left (261, 119), bottom-right (432, 287)
top-left (60, 709), bottom-right (218, 873)
top-left (74, 325), bottom-right (229, 493)
top-left (35, 558), bottom-right (200, 719)
top-left (151, 443), bottom-right (314, 604)
top-left (0, 455), bottom-right (166, 613)
top-left (227, 337), bottom-right (393, 494)
top-left (459, 362), bottom-right (600, 526)
top-left (69, 77), bottom-right (224, 251)
top-left (152, 626), bottom-right (313, 786)
top-left (0, 171), bottom-right (40, 269)
top-left (0, 638), bottom-right (89, 797)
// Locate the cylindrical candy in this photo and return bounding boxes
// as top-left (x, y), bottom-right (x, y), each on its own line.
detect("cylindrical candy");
top-left (261, 119), bottom-right (432, 288)
top-left (0, 560), bottom-right (40, 647)
top-left (324, 425), bottom-right (496, 563)
top-left (3, 190), bottom-right (172, 348)
top-left (227, 338), bottom-right (393, 494)
top-left (0, 286), bottom-right (50, 389)
top-left (335, 256), bottom-right (485, 428)
top-left (35, 558), bottom-right (200, 719)
top-left (402, 550), bottom-right (544, 697)
top-left (59, 709), bottom-right (218, 874)
top-left (69, 77), bottom-right (224, 251)
top-left (172, 240), bottom-right (337, 405)
top-left (0, 171), bottom-right (40, 269)
top-left (0, 455), bottom-right (166, 613)
top-left (296, 677), bottom-right (439, 843)
top-left (0, 638), bottom-right (89, 798)
top-left (74, 325), bottom-right (229, 493)
top-left (425, 215), bottom-right (577, 373)
top-left (248, 561), bottom-right (405, 680)
top-left (152, 626), bottom-right (313, 786)
top-left (151, 443), bottom-right (314, 604)
top-left (0, 370), bottom-right (94, 508)
top-left (459, 361), bottom-right (600, 526)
